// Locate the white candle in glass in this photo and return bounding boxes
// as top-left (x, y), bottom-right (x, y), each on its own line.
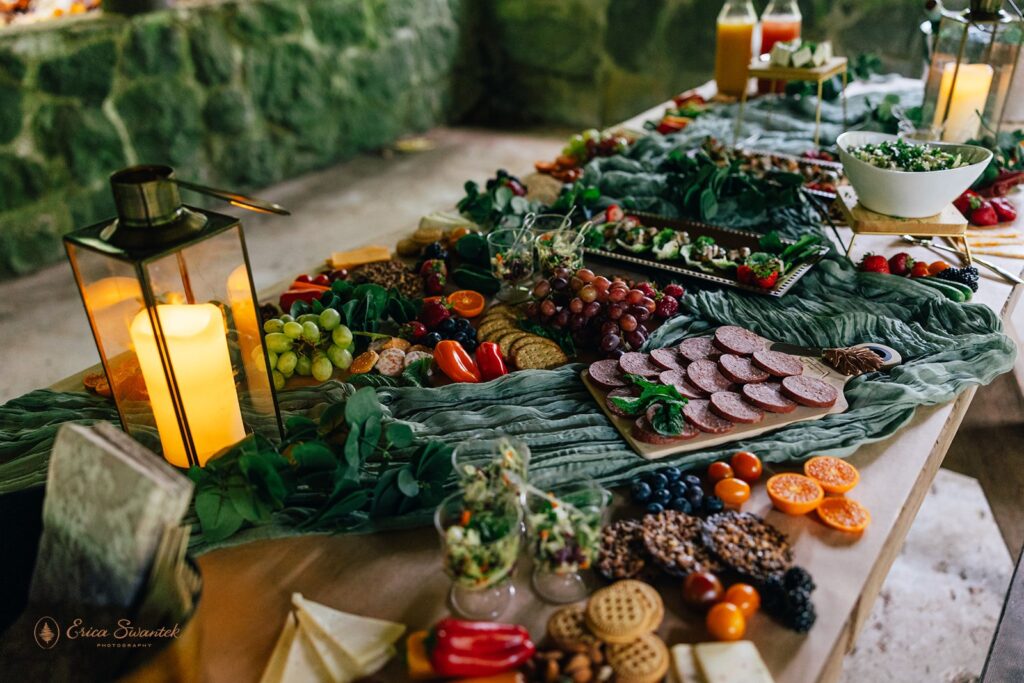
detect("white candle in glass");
top-left (932, 62), bottom-right (994, 142)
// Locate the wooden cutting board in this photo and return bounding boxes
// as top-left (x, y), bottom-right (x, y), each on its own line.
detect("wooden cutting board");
top-left (581, 354), bottom-right (851, 460)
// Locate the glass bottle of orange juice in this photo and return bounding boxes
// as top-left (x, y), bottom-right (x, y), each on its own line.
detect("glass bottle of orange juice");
top-left (714, 0), bottom-right (757, 98)
top-left (758, 0), bottom-right (802, 93)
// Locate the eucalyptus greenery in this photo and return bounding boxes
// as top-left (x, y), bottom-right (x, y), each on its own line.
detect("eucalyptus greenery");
top-left (187, 386), bottom-right (452, 543)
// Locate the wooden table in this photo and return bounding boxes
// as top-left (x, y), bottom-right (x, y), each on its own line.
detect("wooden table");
top-left (50, 94), bottom-right (1024, 683)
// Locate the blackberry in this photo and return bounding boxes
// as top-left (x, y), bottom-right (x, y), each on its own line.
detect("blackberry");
top-left (783, 566), bottom-right (816, 593)
top-left (935, 265), bottom-right (980, 292)
top-left (784, 602), bottom-right (817, 633)
top-left (758, 566), bottom-right (818, 634)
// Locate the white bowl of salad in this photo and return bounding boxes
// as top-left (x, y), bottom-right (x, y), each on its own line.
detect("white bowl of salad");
top-left (836, 131), bottom-right (992, 218)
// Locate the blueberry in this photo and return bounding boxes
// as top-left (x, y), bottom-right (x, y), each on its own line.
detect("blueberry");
top-left (439, 318), bottom-right (457, 334)
top-left (456, 317), bottom-right (474, 333)
top-left (645, 502), bottom-right (665, 515)
top-left (658, 466), bottom-right (682, 482)
top-left (669, 497), bottom-right (693, 514)
top-left (424, 332), bottom-right (442, 348)
top-left (651, 488), bottom-right (672, 506)
top-left (647, 473), bottom-right (669, 491)
top-left (424, 242), bottom-right (447, 259)
top-left (462, 339), bottom-right (477, 353)
top-left (631, 481), bottom-right (653, 504)
top-left (669, 481), bottom-right (689, 498)
top-left (703, 495), bottom-right (725, 515)
top-left (452, 331), bottom-right (469, 345)
top-left (683, 474), bottom-right (702, 488)
top-left (685, 487), bottom-right (704, 506)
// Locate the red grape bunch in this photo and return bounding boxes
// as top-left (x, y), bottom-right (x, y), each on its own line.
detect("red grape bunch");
top-left (524, 267), bottom-right (684, 357)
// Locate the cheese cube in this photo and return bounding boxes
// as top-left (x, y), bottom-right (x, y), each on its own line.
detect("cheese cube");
top-left (792, 45), bottom-right (813, 68)
top-left (671, 644), bottom-right (706, 683)
top-left (813, 41), bottom-right (832, 67)
top-left (695, 641), bottom-right (775, 683)
top-left (770, 41), bottom-right (796, 67)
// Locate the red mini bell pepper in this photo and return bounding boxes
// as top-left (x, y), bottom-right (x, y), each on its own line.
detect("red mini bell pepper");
top-left (434, 340), bottom-right (481, 383)
top-left (476, 342), bottom-right (508, 382)
top-left (428, 618), bottom-right (535, 678)
top-left (279, 286), bottom-right (327, 312)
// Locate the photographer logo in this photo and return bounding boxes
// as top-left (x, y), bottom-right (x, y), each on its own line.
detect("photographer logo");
top-left (34, 617), bottom-right (60, 649)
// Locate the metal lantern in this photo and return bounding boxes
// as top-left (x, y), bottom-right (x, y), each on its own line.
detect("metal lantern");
top-left (64, 165), bottom-right (288, 468)
top-left (921, 1), bottom-right (1023, 143)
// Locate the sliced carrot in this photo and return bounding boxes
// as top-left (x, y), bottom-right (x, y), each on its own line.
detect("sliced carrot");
top-left (766, 473), bottom-right (824, 516)
top-left (803, 456), bottom-right (860, 495)
top-left (817, 497), bottom-right (870, 533)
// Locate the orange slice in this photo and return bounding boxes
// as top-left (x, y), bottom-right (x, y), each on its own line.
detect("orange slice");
top-left (447, 290), bottom-right (486, 318)
top-left (766, 473), bottom-right (824, 516)
top-left (803, 456), bottom-right (860, 495)
top-left (817, 497), bottom-right (871, 533)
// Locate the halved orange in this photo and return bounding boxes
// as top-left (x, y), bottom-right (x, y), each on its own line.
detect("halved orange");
top-left (817, 497), bottom-right (870, 533)
top-left (447, 290), bottom-right (486, 318)
top-left (803, 456), bottom-right (860, 495)
top-left (766, 473), bottom-right (824, 516)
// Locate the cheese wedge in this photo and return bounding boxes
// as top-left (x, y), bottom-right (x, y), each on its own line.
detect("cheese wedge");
top-left (292, 593), bottom-right (405, 670)
top-left (259, 613), bottom-right (298, 683)
top-left (695, 641), bottom-right (775, 683)
top-left (671, 644), bottom-right (706, 683)
top-left (419, 210), bottom-right (477, 232)
top-left (328, 245), bottom-right (391, 271)
top-left (293, 607), bottom-right (361, 683)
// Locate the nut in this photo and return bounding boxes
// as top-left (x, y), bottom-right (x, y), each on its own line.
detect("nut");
top-left (588, 644), bottom-right (603, 664)
top-left (544, 658), bottom-right (560, 683)
top-left (564, 654), bottom-right (590, 674)
top-left (596, 665), bottom-right (614, 682)
top-left (571, 667), bottom-right (593, 683)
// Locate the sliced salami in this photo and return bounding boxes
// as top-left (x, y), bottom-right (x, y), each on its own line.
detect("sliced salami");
top-left (781, 375), bottom-right (839, 408)
top-left (713, 325), bottom-right (766, 356)
top-left (632, 415), bottom-right (699, 444)
top-left (741, 382), bottom-right (797, 413)
top-left (752, 349), bottom-right (804, 378)
top-left (658, 369), bottom-right (708, 399)
top-left (650, 347), bottom-right (686, 371)
top-left (618, 352), bottom-right (663, 377)
top-left (588, 359), bottom-right (627, 388)
top-left (606, 387), bottom-right (639, 417)
top-left (683, 399), bottom-right (735, 434)
top-left (710, 391), bottom-right (765, 424)
top-left (376, 348), bottom-right (406, 376)
top-left (678, 336), bottom-right (720, 363)
top-left (403, 350), bottom-right (433, 368)
top-left (718, 354), bottom-right (770, 384)
top-left (686, 359), bottom-right (736, 395)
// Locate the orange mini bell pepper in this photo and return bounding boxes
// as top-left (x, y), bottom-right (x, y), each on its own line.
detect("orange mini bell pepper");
top-left (434, 340), bottom-right (481, 383)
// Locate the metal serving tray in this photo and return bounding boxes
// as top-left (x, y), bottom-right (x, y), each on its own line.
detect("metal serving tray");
top-left (739, 147), bottom-right (845, 200)
top-left (583, 213), bottom-right (829, 298)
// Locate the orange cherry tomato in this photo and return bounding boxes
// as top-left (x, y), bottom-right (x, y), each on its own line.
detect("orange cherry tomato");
top-left (449, 226), bottom-right (472, 243)
top-left (714, 477), bottom-right (751, 507)
top-left (730, 451), bottom-right (763, 483)
top-left (706, 602), bottom-right (746, 641)
top-left (766, 473), bottom-right (824, 516)
top-left (447, 290), bottom-right (486, 318)
top-left (724, 583), bottom-right (760, 618)
top-left (803, 456), bottom-right (860, 495)
top-left (817, 497), bottom-right (871, 533)
top-left (707, 461), bottom-right (734, 483)
top-left (929, 260), bottom-right (952, 275)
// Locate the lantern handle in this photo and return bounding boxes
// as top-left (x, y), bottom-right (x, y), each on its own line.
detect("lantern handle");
top-left (173, 179), bottom-right (291, 216)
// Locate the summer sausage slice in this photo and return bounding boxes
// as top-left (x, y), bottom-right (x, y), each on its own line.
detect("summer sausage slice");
top-left (632, 414), bottom-right (699, 444)
top-left (650, 347), bottom-right (686, 371)
top-left (678, 336), bottom-right (721, 363)
top-left (376, 348), bottom-right (406, 376)
top-left (752, 349), bottom-right (804, 378)
top-left (686, 359), bottom-right (736, 395)
top-left (683, 399), bottom-right (735, 434)
top-left (588, 359), bottom-right (627, 388)
top-left (619, 352), bottom-right (663, 377)
top-left (718, 354), bottom-right (770, 384)
top-left (606, 387), bottom-right (639, 417)
top-left (741, 382), bottom-right (797, 413)
top-left (781, 375), bottom-right (839, 408)
top-left (658, 370), bottom-right (708, 399)
top-left (713, 325), bottom-right (766, 356)
top-left (710, 391), bottom-right (765, 424)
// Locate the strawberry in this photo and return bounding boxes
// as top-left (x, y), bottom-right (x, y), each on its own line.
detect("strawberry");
top-left (859, 254), bottom-right (890, 274)
top-left (419, 300), bottom-right (451, 329)
top-left (736, 264), bottom-right (755, 285)
top-left (402, 321), bottom-right (428, 340)
top-left (968, 196), bottom-right (999, 227)
top-left (419, 259), bottom-right (447, 278)
top-left (953, 190), bottom-right (980, 217)
top-left (424, 271), bottom-right (446, 295)
top-left (755, 271), bottom-right (779, 289)
top-left (606, 205), bottom-right (624, 223)
top-left (887, 252), bottom-right (915, 277)
top-left (910, 261), bottom-right (930, 278)
top-left (990, 197), bottom-right (1018, 223)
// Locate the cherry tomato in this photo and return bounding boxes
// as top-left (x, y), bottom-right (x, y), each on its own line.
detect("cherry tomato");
top-left (708, 461), bottom-right (734, 483)
top-left (714, 477), bottom-right (751, 507)
top-left (706, 602), bottom-right (746, 641)
top-left (724, 583), bottom-right (760, 618)
top-left (730, 451), bottom-right (763, 483)
top-left (682, 571), bottom-right (724, 609)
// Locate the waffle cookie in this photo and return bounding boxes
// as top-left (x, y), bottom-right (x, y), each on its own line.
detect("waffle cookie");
top-left (606, 633), bottom-right (670, 683)
top-left (584, 580), bottom-right (661, 644)
top-left (546, 605), bottom-right (600, 653)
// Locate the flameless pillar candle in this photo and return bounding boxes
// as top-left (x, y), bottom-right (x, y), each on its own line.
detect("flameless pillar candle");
top-left (129, 304), bottom-right (245, 467)
top-left (82, 277), bottom-right (143, 353)
top-left (933, 62), bottom-right (994, 142)
top-left (227, 265), bottom-right (269, 395)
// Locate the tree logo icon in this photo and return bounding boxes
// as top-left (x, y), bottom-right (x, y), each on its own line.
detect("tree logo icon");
top-left (34, 617), bottom-right (60, 650)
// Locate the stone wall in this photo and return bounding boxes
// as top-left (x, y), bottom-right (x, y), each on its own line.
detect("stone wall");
top-left (0, 0), bottom-right (470, 277)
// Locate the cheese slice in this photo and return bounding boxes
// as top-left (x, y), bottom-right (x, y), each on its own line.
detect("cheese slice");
top-left (419, 210), bottom-right (477, 232)
top-left (671, 644), bottom-right (706, 683)
top-left (294, 607), bottom-right (361, 683)
top-left (695, 641), bottom-right (775, 683)
top-left (292, 593), bottom-right (405, 670)
top-left (259, 613), bottom-right (298, 683)
top-left (328, 245), bottom-right (391, 271)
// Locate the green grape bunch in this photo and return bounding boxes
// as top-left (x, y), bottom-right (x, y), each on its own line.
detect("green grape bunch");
top-left (260, 307), bottom-right (354, 389)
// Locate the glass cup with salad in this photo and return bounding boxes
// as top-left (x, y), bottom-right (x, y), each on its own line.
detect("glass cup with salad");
top-left (487, 228), bottom-right (535, 303)
top-left (526, 477), bottom-right (611, 603)
top-left (452, 437), bottom-right (531, 508)
top-left (435, 491), bottom-right (523, 619)
top-left (534, 226), bottom-right (584, 278)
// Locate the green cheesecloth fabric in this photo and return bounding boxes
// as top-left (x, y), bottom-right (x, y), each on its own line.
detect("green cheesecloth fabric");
top-left (0, 79), bottom-right (1016, 554)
